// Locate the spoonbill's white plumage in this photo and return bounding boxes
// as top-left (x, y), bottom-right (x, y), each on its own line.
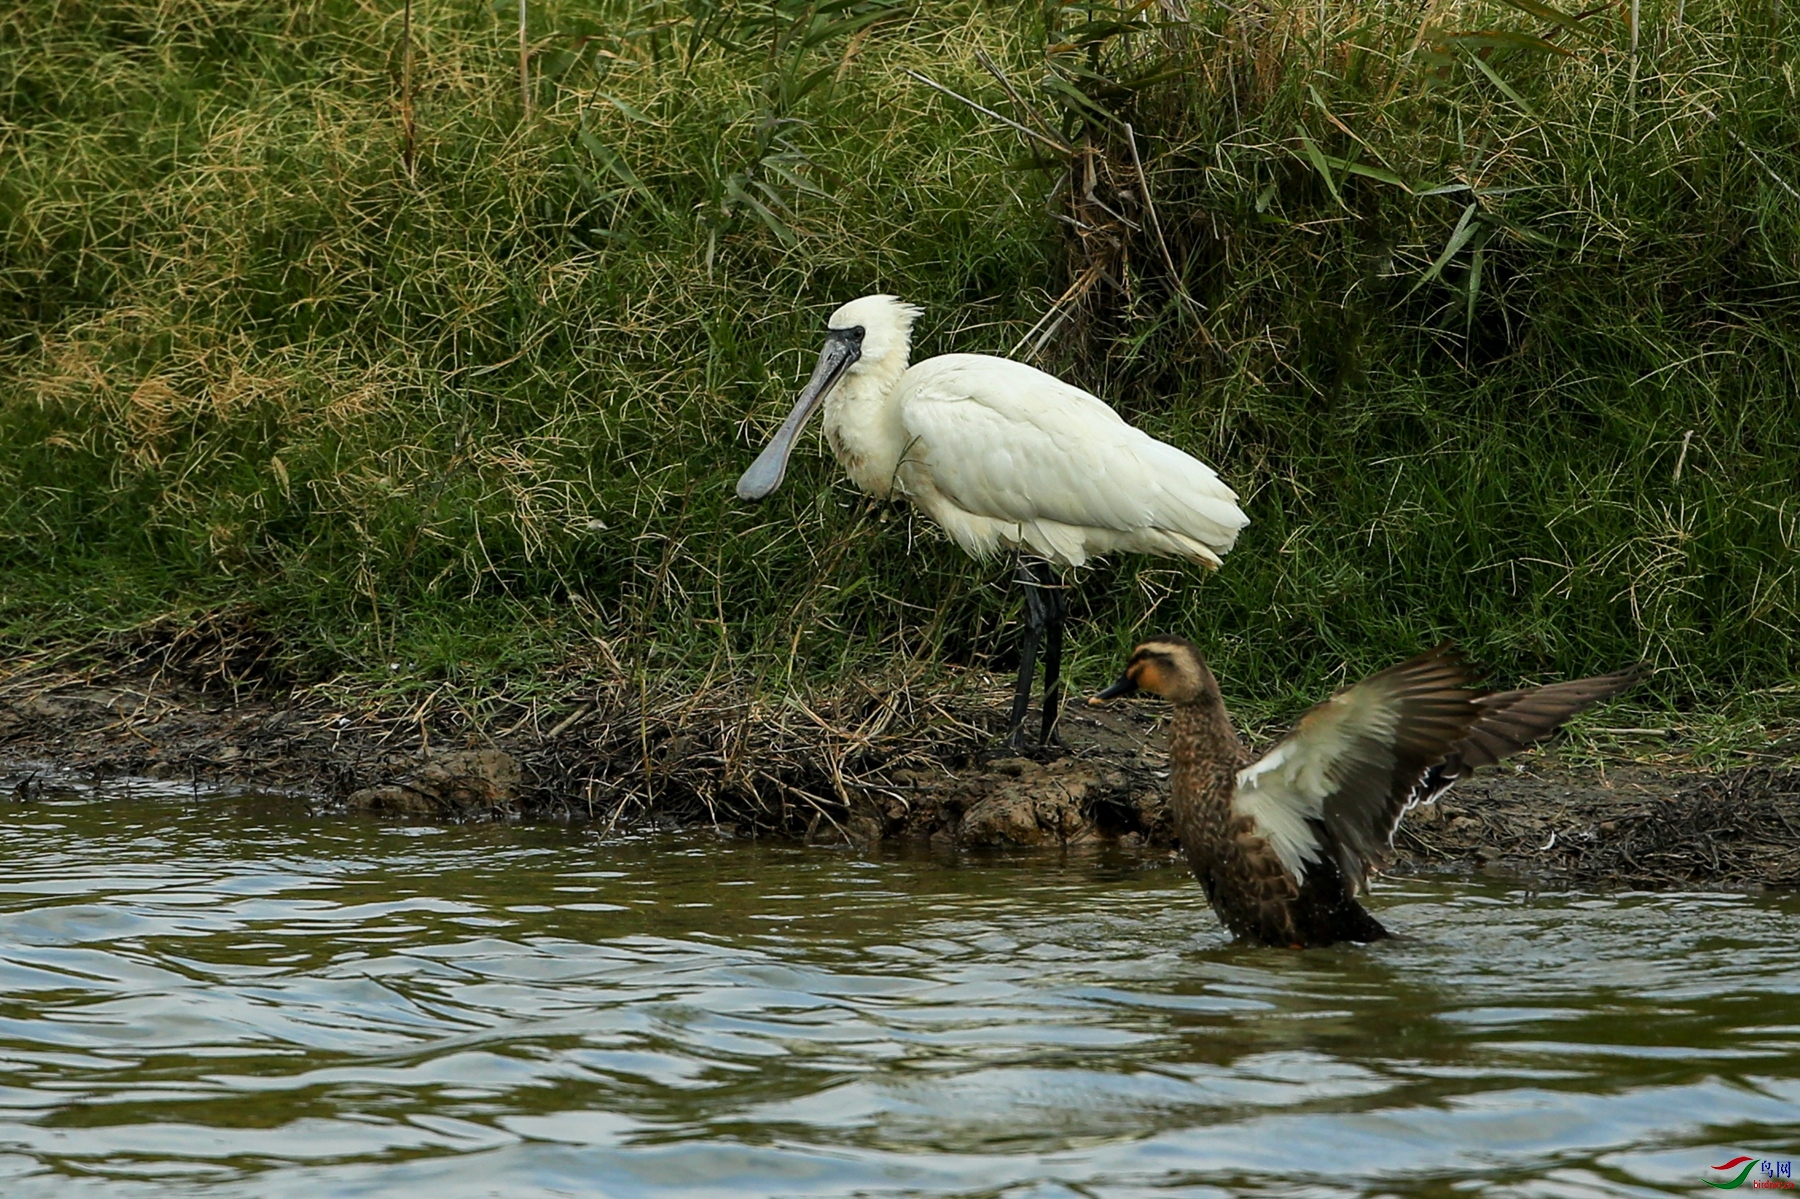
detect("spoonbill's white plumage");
top-left (737, 294), bottom-right (1248, 747)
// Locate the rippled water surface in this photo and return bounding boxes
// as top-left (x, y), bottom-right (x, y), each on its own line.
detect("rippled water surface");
top-left (1, 778), bottom-right (1797, 1197)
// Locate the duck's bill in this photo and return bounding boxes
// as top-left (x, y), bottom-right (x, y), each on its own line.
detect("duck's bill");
top-left (734, 334), bottom-right (860, 502)
top-left (1087, 673), bottom-right (1139, 705)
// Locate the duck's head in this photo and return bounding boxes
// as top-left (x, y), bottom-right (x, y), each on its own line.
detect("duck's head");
top-left (1088, 636), bottom-right (1220, 707)
top-left (735, 295), bottom-right (922, 502)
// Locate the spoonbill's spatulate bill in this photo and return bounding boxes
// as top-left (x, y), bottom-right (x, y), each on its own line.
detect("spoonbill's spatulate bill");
top-left (736, 295), bottom-right (1248, 749)
top-left (1090, 637), bottom-right (1642, 947)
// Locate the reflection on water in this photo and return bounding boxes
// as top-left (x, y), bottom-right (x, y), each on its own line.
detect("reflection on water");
top-left (0, 776), bottom-right (1795, 1197)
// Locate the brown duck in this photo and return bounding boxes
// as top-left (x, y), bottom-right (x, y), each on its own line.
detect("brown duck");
top-left (1090, 638), bottom-right (1640, 948)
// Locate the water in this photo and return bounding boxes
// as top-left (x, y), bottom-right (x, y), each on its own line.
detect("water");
top-left (1, 778), bottom-right (1796, 1198)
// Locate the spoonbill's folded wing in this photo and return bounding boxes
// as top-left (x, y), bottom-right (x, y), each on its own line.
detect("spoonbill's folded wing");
top-left (892, 354), bottom-right (1247, 567)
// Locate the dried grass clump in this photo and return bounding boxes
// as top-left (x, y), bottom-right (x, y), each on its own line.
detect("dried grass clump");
top-left (513, 666), bottom-right (989, 836)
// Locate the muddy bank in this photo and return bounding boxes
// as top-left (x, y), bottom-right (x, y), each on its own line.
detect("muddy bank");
top-left (2, 667), bottom-right (1797, 890)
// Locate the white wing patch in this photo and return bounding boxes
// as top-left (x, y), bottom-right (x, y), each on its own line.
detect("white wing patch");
top-left (1231, 687), bottom-right (1404, 882)
top-left (1232, 742), bottom-right (1326, 880)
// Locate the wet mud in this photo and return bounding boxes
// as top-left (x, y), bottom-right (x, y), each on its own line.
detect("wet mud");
top-left (2, 669), bottom-right (1796, 891)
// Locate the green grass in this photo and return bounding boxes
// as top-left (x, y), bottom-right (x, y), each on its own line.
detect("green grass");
top-left (1, 0), bottom-right (1796, 739)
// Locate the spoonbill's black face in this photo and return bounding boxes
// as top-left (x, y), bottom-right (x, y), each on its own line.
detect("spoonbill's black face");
top-left (735, 324), bottom-right (865, 502)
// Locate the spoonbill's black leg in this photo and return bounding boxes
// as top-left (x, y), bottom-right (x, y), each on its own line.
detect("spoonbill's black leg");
top-left (1036, 562), bottom-right (1067, 746)
top-left (1006, 561), bottom-right (1048, 751)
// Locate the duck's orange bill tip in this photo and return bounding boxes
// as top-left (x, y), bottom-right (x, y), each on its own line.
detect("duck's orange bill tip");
top-left (1086, 695), bottom-right (1108, 707)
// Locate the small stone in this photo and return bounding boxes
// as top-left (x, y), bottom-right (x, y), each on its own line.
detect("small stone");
top-left (956, 760), bottom-right (1095, 846)
top-left (345, 784), bottom-right (438, 817)
top-left (844, 814), bottom-right (883, 845)
top-left (345, 749), bottom-right (519, 818)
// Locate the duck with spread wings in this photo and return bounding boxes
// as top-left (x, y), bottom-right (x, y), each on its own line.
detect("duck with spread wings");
top-left (1089, 638), bottom-right (1640, 947)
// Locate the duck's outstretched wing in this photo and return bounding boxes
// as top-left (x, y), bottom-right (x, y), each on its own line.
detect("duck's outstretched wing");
top-left (1412, 668), bottom-right (1646, 807)
top-left (1231, 645), bottom-right (1482, 890)
top-left (1232, 650), bottom-right (1642, 892)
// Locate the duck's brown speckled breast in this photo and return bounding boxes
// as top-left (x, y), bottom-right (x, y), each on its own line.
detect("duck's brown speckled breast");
top-left (1166, 705), bottom-right (1295, 941)
top-left (1166, 703), bottom-right (1387, 948)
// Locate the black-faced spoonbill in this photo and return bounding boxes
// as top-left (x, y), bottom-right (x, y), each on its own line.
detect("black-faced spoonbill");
top-left (736, 294), bottom-right (1249, 749)
top-left (1089, 636), bottom-right (1639, 945)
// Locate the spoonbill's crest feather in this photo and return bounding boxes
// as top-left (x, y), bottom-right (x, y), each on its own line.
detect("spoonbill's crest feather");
top-left (829, 293), bottom-right (923, 331)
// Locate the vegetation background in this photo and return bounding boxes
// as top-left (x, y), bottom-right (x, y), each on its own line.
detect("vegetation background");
top-left (2, 0), bottom-right (1796, 749)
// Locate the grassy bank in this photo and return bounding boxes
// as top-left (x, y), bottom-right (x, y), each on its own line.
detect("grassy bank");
top-left (2, 0), bottom-right (1797, 741)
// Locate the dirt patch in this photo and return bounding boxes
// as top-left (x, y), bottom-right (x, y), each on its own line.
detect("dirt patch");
top-left (2, 666), bottom-right (1796, 890)
top-left (1391, 764), bottom-right (1800, 889)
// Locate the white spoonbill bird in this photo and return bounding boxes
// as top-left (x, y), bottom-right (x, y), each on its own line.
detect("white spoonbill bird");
top-left (736, 295), bottom-right (1248, 748)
